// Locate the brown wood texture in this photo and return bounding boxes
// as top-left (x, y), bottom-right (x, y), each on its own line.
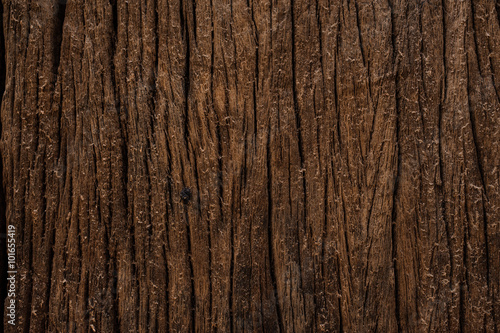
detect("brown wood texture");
top-left (1, 0), bottom-right (499, 332)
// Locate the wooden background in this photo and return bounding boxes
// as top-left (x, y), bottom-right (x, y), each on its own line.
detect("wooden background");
top-left (1, 0), bottom-right (499, 331)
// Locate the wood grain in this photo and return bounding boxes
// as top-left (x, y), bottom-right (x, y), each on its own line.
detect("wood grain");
top-left (1, 0), bottom-right (499, 332)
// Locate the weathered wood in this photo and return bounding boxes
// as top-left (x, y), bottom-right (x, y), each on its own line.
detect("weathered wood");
top-left (1, 0), bottom-right (499, 332)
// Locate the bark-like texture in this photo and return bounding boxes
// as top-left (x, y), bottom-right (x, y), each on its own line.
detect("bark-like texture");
top-left (1, 0), bottom-right (499, 332)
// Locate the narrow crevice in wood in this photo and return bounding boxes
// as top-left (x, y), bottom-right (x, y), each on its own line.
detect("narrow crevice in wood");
top-left (266, 128), bottom-right (283, 333)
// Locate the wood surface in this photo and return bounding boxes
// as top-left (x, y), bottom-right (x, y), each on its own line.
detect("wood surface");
top-left (1, 0), bottom-right (499, 332)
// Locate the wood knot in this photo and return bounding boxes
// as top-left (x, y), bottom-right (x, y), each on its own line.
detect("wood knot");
top-left (180, 187), bottom-right (192, 203)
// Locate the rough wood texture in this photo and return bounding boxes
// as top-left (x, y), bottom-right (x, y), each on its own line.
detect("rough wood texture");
top-left (1, 0), bottom-right (499, 332)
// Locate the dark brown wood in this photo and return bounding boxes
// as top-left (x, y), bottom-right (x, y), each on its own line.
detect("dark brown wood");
top-left (1, 0), bottom-right (499, 332)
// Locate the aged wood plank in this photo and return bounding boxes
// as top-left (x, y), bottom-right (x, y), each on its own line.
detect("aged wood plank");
top-left (1, 0), bottom-right (499, 332)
